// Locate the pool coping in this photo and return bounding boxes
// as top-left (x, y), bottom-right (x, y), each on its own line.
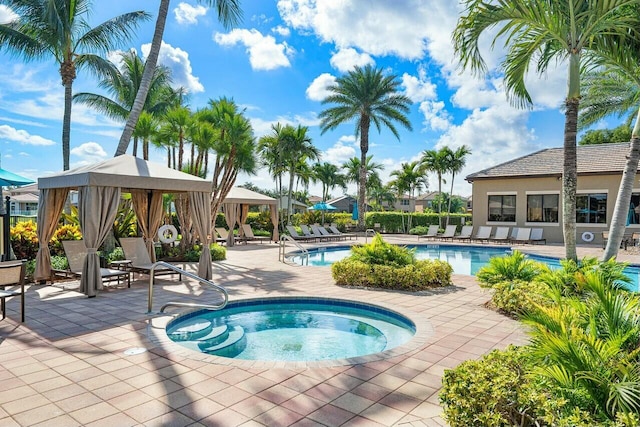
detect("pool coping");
top-left (147, 295), bottom-right (434, 370)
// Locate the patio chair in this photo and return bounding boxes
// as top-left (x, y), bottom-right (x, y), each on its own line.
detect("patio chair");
top-left (311, 224), bottom-right (338, 241)
top-left (62, 240), bottom-right (130, 288)
top-left (328, 225), bottom-right (357, 240)
top-left (0, 260), bottom-right (25, 322)
top-left (490, 227), bottom-right (510, 243)
top-left (529, 228), bottom-right (546, 245)
top-left (417, 224), bottom-right (439, 240)
top-left (119, 237), bottom-right (180, 280)
top-left (240, 224), bottom-right (271, 244)
top-left (286, 225), bottom-right (315, 242)
top-left (301, 224), bottom-right (324, 241)
top-left (511, 227), bottom-right (531, 244)
top-left (437, 225), bottom-right (457, 241)
top-left (215, 227), bottom-right (241, 245)
top-left (509, 227), bottom-right (519, 242)
top-left (453, 225), bottom-right (473, 242)
top-left (472, 226), bottom-right (492, 243)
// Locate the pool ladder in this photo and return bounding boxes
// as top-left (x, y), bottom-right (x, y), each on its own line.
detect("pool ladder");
top-left (146, 261), bottom-right (228, 314)
top-left (279, 235), bottom-right (309, 265)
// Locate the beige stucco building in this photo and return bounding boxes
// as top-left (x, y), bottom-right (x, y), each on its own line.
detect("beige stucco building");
top-left (466, 143), bottom-right (640, 245)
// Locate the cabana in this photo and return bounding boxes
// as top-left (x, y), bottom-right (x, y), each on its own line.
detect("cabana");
top-left (221, 187), bottom-right (279, 246)
top-left (35, 155), bottom-right (213, 297)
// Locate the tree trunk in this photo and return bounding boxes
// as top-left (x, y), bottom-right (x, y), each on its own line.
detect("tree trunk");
top-left (143, 137), bottom-right (149, 160)
top-left (62, 80), bottom-right (73, 171)
top-left (132, 136), bottom-right (138, 157)
top-left (287, 166), bottom-right (295, 225)
top-left (114, 0), bottom-right (169, 156)
top-left (446, 172), bottom-right (456, 227)
top-left (563, 98), bottom-right (579, 261)
top-left (358, 116), bottom-right (370, 231)
top-left (604, 116), bottom-right (640, 260)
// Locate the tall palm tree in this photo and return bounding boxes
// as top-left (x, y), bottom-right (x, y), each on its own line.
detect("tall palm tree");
top-left (389, 160), bottom-right (427, 230)
top-left (453, 0), bottom-right (640, 261)
top-left (320, 65), bottom-right (412, 230)
top-left (313, 162), bottom-right (347, 203)
top-left (445, 145), bottom-right (471, 227)
top-left (421, 147), bottom-right (450, 219)
top-left (74, 50), bottom-right (174, 158)
top-left (342, 155), bottom-right (384, 211)
top-left (132, 111), bottom-right (159, 160)
top-left (0, 0), bottom-right (150, 170)
top-left (580, 38), bottom-right (640, 260)
top-left (114, 0), bottom-right (242, 157)
top-left (257, 123), bottom-right (287, 199)
top-left (369, 184), bottom-right (396, 211)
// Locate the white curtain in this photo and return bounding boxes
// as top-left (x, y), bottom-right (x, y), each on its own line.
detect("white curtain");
top-left (131, 190), bottom-right (164, 262)
top-left (189, 192), bottom-right (212, 279)
top-left (34, 188), bottom-right (70, 281)
top-left (223, 203), bottom-right (239, 246)
top-left (78, 186), bottom-right (121, 297)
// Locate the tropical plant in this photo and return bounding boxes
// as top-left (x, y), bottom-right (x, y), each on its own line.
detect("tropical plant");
top-left (579, 125), bottom-right (632, 146)
top-left (421, 147), bottom-right (450, 225)
top-left (368, 184), bottom-right (396, 211)
top-left (342, 155), bottom-right (384, 213)
top-left (349, 233), bottom-right (415, 267)
top-left (312, 162), bottom-right (346, 203)
top-left (0, 0), bottom-right (150, 170)
top-left (444, 145), bottom-right (471, 226)
top-left (453, 0), bottom-right (640, 261)
top-left (114, 0), bottom-right (242, 156)
top-left (257, 128), bottom-right (287, 198)
top-left (476, 250), bottom-right (543, 286)
top-left (320, 65), bottom-right (412, 230)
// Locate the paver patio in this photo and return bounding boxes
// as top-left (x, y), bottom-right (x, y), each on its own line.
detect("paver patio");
top-left (0, 236), bottom-right (630, 426)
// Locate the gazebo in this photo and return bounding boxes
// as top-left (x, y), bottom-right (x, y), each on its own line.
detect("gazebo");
top-left (221, 187), bottom-right (279, 246)
top-left (35, 155), bottom-right (214, 297)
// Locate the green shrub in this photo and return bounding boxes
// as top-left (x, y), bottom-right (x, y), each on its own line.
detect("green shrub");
top-left (105, 247), bottom-right (125, 264)
top-left (350, 233), bottom-right (415, 266)
top-left (50, 224), bottom-right (82, 256)
top-left (409, 225), bottom-right (439, 235)
top-left (476, 250), bottom-right (543, 286)
top-left (441, 346), bottom-right (603, 427)
top-left (366, 211), bottom-right (470, 233)
top-left (490, 280), bottom-right (551, 317)
top-left (210, 243), bottom-right (226, 261)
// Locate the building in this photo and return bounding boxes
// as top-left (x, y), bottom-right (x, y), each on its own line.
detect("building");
top-left (277, 196), bottom-right (308, 215)
top-left (465, 142), bottom-right (640, 245)
top-left (380, 194), bottom-right (416, 212)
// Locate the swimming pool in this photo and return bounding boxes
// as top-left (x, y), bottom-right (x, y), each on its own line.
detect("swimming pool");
top-left (289, 245), bottom-right (640, 291)
top-left (166, 297), bottom-right (417, 361)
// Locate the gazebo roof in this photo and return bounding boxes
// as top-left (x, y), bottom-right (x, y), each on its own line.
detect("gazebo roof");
top-left (223, 187), bottom-right (277, 205)
top-left (38, 155), bottom-right (211, 193)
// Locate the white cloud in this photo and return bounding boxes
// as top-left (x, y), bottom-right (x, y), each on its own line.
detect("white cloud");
top-left (323, 136), bottom-right (357, 165)
top-left (249, 112), bottom-right (319, 137)
top-left (174, 3), bottom-right (207, 25)
top-left (70, 142), bottom-right (108, 167)
top-left (214, 29), bottom-right (293, 71)
top-left (272, 25), bottom-right (291, 37)
top-left (0, 5), bottom-right (18, 23)
top-left (401, 68), bottom-right (437, 102)
top-left (329, 48), bottom-right (374, 73)
top-left (0, 125), bottom-right (55, 146)
top-left (0, 64), bottom-right (57, 93)
top-left (141, 41), bottom-right (204, 93)
top-left (306, 73), bottom-right (336, 101)
top-left (419, 101), bottom-right (451, 131)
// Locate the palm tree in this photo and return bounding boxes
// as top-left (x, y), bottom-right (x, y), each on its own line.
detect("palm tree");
top-left (453, 0), bottom-right (640, 261)
top-left (342, 155), bottom-right (384, 211)
top-left (369, 184), bottom-right (396, 211)
top-left (445, 145), bottom-right (471, 227)
top-left (0, 0), bottom-right (150, 170)
top-left (132, 111), bottom-right (160, 160)
top-left (320, 65), bottom-right (412, 230)
top-left (579, 40), bottom-right (640, 260)
top-left (312, 162), bottom-right (346, 224)
top-left (74, 50), bottom-right (174, 158)
top-left (114, 0), bottom-right (242, 157)
top-left (257, 124), bottom-right (287, 199)
top-left (421, 147), bottom-right (450, 223)
top-left (389, 160), bottom-right (428, 230)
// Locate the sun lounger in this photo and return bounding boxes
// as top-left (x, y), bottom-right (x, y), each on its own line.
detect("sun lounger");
top-left (437, 225), bottom-right (457, 241)
top-left (311, 224), bottom-right (338, 241)
top-left (511, 227), bottom-right (531, 244)
top-left (286, 225), bottom-right (315, 242)
top-left (328, 225), bottom-right (357, 240)
top-left (452, 225), bottom-right (473, 242)
top-left (490, 227), bottom-right (510, 243)
top-left (509, 227), bottom-right (519, 242)
top-left (62, 240), bottom-right (130, 288)
top-left (529, 228), bottom-right (546, 245)
top-left (417, 224), bottom-right (439, 240)
top-left (301, 224), bottom-right (325, 241)
top-left (119, 237), bottom-right (180, 279)
top-left (240, 224), bottom-right (271, 244)
top-left (472, 226), bottom-right (492, 243)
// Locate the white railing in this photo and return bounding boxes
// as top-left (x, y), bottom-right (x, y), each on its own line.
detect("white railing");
top-left (279, 235), bottom-right (309, 265)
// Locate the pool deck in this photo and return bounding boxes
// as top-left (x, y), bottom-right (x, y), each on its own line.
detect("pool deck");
top-left (0, 236), bottom-right (635, 426)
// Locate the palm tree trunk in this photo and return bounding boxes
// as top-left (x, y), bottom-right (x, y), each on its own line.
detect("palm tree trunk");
top-left (604, 112), bottom-right (640, 260)
top-left (143, 137), bottom-right (149, 160)
top-left (446, 172), bottom-right (455, 227)
top-left (114, 0), bottom-right (169, 156)
top-left (437, 173), bottom-right (443, 228)
top-left (132, 136), bottom-right (138, 157)
top-left (62, 81), bottom-right (72, 171)
top-left (358, 117), bottom-right (370, 230)
top-left (287, 167), bottom-right (295, 225)
top-left (563, 98), bottom-right (579, 261)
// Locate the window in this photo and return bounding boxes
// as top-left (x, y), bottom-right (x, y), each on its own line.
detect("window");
top-left (488, 195), bottom-right (516, 222)
top-left (576, 193), bottom-right (607, 224)
top-left (400, 199), bottom-right (410, 206)
top-left (527, 194), bottom-right (558, 223)
top-left (629, 192), bottom-right (640, 225)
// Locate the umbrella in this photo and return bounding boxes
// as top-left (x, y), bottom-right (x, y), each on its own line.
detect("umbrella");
top-left (352, 202), bottom-right (358, 220)
top-left (309, 202), bottom-right (336, 211)
top-left (0, 167), bottom-right (34, 187)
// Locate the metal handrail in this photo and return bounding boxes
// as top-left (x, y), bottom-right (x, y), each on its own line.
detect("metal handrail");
top-left (279, 235), bottom-right (309, 265)
top-left (147, 261), bottom-right (228, 314)
top-left (365, 228), bottom-right (375, 243)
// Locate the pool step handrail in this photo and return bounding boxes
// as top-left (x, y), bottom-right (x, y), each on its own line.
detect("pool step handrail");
top-left (279, 235), bottom-right (309, 265)
top-left (147, 261), bottom-right (228, 313)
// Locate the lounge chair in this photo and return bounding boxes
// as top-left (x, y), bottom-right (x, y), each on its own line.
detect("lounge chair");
top-left (119, 237), bottom-right (180, 279)
top-left (0, 261), bottom-right (25, 322)
top-left (240, 224), bottom-right (271, 244)
top-left (215, 227), bottom-right (241, 245)
top-left (490, 227), bottom-right (510, 243)
top-left (417, 224), bottom-right (439, 240)
top-left (301, 224), bottom-right (324, 241)
top-left (509, 227), bottom-right (519, 242)
top-left (62, 240), bottom-right (130, 288)
top-left (453, 225), bottom-right (473, 242)
top-left (286, 225), bottom-right (315, 242)
top-left (328, 225), bottom-right (357, 240)
top-left (437, 225), bottom-right (457, 241)
top-left (529, 228), bottom-right (546, 245)
top-left (311, 224), bottom-right (338, 241)
top-left (471, 226), bottom-right (492, 243)
top-left (511, 227), bottom-right (531, 244)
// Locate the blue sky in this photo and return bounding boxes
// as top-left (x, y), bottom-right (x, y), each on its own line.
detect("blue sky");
top-left (0, 0), bottom-right (601, 198)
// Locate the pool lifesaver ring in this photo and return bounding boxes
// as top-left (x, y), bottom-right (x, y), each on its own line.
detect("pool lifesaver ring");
top-left (581, 231), bottom-right (595, 243)
top-left (158, 225), bottom-right (178, 244)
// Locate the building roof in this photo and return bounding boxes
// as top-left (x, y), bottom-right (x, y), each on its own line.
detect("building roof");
top-left (416, 191), bottom-right (439, 201)
top-left (10, 193), bottom-right (38, 203)
top-left (466, 142), bottom-right (636, 181)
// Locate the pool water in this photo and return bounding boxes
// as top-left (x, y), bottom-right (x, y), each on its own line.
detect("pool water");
top-left (290, 245), bottom-right (640, 292)
top-left (166, 298), bottom-right (416, 361)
